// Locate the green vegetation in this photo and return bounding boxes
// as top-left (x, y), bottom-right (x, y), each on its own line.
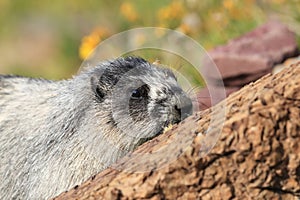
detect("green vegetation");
top-left (0, 0), bottom-right (299, 80)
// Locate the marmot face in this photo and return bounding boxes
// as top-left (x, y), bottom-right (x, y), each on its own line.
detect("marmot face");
top-left (90, 56), bottom-right (192, 146)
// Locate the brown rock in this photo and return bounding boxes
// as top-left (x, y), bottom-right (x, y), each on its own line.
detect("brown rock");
top-left (53, 62), bottom-right (300, 199)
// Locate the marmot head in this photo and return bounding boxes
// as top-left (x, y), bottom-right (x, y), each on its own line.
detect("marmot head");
top-left (88, 56), bottom-right (192, 149)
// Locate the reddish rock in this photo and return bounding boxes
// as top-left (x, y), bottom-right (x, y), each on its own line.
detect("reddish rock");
top-left (200, 20), bottom-right (299, 109)
top-left (202, 20), bottom-right (298, 81)
top-left (197, 86), bottom-right (239, 110)
top-left (221, 69), bottom-right (271, 87)
top-left (204, 53), bottom-right (273, 80)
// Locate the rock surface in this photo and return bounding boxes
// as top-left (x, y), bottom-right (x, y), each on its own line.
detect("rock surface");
top-left (54, 62), bottom-right (300, 200)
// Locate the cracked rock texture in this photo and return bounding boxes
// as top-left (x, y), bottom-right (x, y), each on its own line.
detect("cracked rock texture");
top-left (54, 62), bottom-right (300, 199)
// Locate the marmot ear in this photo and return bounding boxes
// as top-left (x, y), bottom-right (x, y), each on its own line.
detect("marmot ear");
top-left (91, 76), bottom-right (106, 102)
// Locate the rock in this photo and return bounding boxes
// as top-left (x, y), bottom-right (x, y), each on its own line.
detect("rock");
top-left (220, 69), bottom-right (271, 87)
top-left (203, 53), bottom-right (273, 80)
top-left (197, 86), bottom-right (239, 110)
top-left (203, 20), bottom-right (299, 80)
top-left (200, 20), bottom-right (299, 109)
top-left (273, 55), bottom-right (300, 74)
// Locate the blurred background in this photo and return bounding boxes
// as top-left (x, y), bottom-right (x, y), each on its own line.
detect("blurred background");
top-left (0, 0), bottom-right (299, 80)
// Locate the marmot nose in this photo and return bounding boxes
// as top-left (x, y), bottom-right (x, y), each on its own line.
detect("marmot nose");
top-left (174, 97), bottom-right (193, 121)
top-left (175, 105), bottom-right (181, 115)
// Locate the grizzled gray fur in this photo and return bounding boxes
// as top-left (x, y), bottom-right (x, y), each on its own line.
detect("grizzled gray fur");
top-left (0, 57), bottom-right (192, 199)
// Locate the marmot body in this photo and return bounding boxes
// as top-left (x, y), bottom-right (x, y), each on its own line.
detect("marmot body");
top-left (0, 57), bottom-right (192, 199)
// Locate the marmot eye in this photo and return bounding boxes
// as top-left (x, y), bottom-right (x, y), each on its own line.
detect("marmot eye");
top-left (131, 89), bottom-right (142, 99)
top-left (130, 84), bottom-right (149, 100)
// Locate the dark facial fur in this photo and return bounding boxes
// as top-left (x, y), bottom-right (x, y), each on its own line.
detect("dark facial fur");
top-left (89, 57), bottom-right (192, 140)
